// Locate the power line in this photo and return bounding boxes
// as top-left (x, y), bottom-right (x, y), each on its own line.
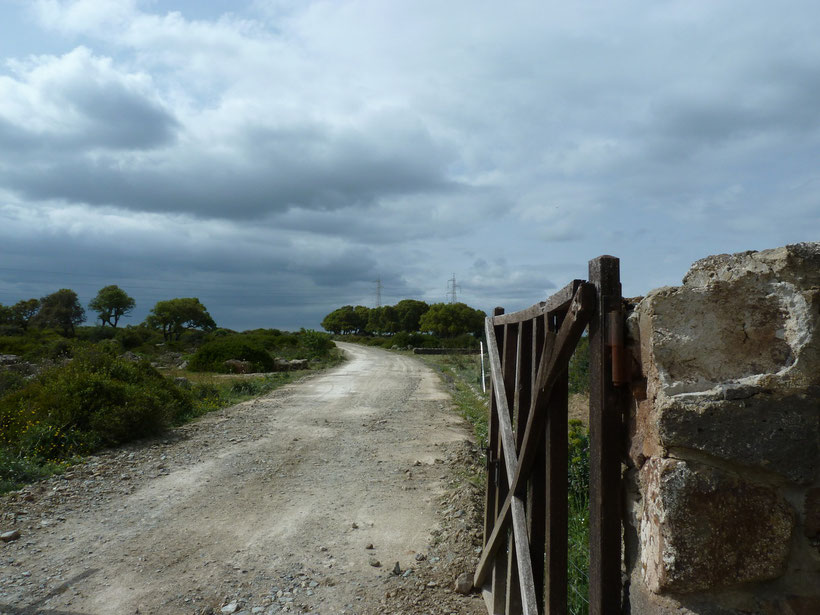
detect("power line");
top-left (446, 274), bottom-right (460, 303)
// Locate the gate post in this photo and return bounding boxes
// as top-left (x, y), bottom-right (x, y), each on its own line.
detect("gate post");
top-left (588, 256), bottom-right (625, 614)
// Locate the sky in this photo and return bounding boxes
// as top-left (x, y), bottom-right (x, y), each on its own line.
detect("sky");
top-left (0, 0), bottom-right (818, 331)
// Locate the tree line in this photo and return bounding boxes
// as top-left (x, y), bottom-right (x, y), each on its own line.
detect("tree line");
top-left (0, 285), bottom-right (215, 340)
top-left (321, 299), bottom-right (486, 338)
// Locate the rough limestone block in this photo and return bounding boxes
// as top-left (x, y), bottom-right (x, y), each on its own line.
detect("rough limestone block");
top-left (640, 457), bottom-right (794, 594)
top-left (682, 243), bottom-right (820, 289)
top-left (639, 242), bottom-right (820, 397)
top-left (657, 392), bottom-right (819, 484)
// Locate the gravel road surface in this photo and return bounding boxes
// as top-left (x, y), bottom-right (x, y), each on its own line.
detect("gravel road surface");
top-left (1, 343), bottom-right (486, 615)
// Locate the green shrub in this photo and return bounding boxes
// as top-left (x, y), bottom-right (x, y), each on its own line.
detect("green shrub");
top-left (439, 333), bottom-right (480, 349)
top-left (188, 337), bottom-right (274, 373)
top-left (0, 448), bottom-right (64, 493)
top-left (0, 370), bottom-right (26, 397)
top-left (0, 348), bottom-right (194, 460)
top-left (75, 326), bottom-right (118, 343)
top-left (116, 326), bottom-right (154, 351)
top-left (0, 329), bottom-right (64, 360)
top-left (390, 332), bottom-right (411, 347)
top-left (298, 328), bottom-right (334, 357)
top-left (31, 337), bottom-right (84, 362)
top-left (0, 324), bottom-right (25, 337)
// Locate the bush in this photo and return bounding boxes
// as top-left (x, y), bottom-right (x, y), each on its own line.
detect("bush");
top-left (0, 324), bottom-right (25, 337)
top-left (75, 326), bottom-right (118, 343)
top-left (0, 348), bottom-right (194, 461)
top-left (0, 370), bottom-right (26, 397)
top-left (0, 448), bottom-right (63, 493)
top-left (0, 329), bottom-right (65, 360)
top-left (116, 325), bottom-right (156, 351)
top-left (32, 337), bottom-right (84, 362)
top-left (298, 328), bottom-right (334, 357)
top-left (188, 337), bottom-right (274, 373)
top-left (439, 333), bottom-right (480, 349)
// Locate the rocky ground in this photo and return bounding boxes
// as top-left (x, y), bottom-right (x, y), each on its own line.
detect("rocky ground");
top-left (0, 343), bottom-right (487, 615)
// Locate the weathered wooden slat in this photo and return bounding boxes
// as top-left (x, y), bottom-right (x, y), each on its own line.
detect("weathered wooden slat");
top-left (505, 548), bottom-right (521, 615)
top-left (527, 315), bottom-right (547, 612)
top-left (476, 494), bottom-right (512, 588)
top-left (588, 256), bottom-right (624, 615)
top-left (545, 313), bottom-right (569, 614)
top-left (491, 320), bottom-right (508, 614)
top-left (511, 284), bottom-right (592, 501)
top-left (483, 313), bottom-right (503, 550)
top-left (491, 280), bottom-right (583, 325)
top-left (475, 284), bottom-right (594, 587)
top-left (477, 317), bottom-right (538, 614)
top-left (483, 309), bottom-right (503, 610)
top-left (500, 324), bottom-right (519, 615)
top-left (505, 324), bottom-right (523, 615)
top-left (516, 319), bottom-right (534, 451)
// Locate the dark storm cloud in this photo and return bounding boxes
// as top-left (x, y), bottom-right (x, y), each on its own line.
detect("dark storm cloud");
top-left (62, 75), bottom-right (179, 149)
top-left (0, 204), bottom-right (390, 329)
top-left (0, 112), bottom-right (454, 219)
top-left (640, 54), bottom-right (820, 165)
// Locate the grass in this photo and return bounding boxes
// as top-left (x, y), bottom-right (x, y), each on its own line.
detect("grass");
top-left (414, 349), bottom-right (590, 615)
top-left (0, 449), bottom-right (68, 494)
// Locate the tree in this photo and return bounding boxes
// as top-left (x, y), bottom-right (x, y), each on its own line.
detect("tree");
top-left (352, 306), bottom-right (370, 334)
top-left (0, 299), bottom-right (39, 331)
top-left (394, 299), bottom-right (429, 332)
top-left (33, 289), bottom-right (85, 336)
top-left (145, 298), bottom-right (216, 341)
top-left (365, 305), bottom-right (399, 335)
top-left (321, 305), bottom-right (370, 335)
top-left (11, 299), bottom-right (40, 331)
top-left (0, 304), bottom-right (11, 327)
top-left (89, 285), bottom-right (135, 328)
top-left (418, 302), bottom-right (485, 337)
top-left (321, 306), bottom-right (354, 335)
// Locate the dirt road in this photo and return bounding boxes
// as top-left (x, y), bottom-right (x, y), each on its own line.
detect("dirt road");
top-left (0, 343), bottom-right (486, 615)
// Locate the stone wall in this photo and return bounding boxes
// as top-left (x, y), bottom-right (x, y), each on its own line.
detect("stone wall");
top-left (623, 243), bottom-right (820, 614)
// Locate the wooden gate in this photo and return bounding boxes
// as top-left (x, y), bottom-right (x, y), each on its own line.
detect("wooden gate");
top-left (474, 255), bottom-right (626, 615)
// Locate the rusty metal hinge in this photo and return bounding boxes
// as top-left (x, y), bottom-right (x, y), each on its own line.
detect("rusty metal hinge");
top-left (486, 448), bottom-right (500, 485)
top-left (607, 309), bottom-right (628, 386)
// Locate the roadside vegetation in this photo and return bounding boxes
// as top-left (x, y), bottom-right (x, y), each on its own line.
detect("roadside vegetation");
top-left (0, 286), bottom-right (342, 494)
top-left (322, 300), bottom-right (486, 349)
top-left (417, 340), bottom-right (591, 615)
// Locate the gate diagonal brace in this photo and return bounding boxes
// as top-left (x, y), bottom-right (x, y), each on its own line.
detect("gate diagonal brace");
top-left (474, 283), bottom-right (595, 591)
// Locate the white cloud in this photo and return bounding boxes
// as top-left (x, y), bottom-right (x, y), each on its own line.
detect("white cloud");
top-left (0, 46), bottom-right (176, 150)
